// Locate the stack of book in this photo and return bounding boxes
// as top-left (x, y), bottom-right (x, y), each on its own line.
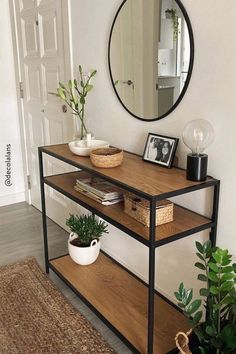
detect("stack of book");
top-left (74, 172), bottom-right (124, 205)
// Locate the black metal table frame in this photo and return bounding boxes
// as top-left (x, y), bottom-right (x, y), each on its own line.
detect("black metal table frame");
top-left (38, 146), bottom-right (220, 354)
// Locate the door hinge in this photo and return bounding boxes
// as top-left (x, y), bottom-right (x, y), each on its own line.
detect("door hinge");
top-left (27, 175), bottom-right (31, 190)
top-left (36, 20), bottom-right (39, 26)
top-left (19, 82), bottom-right (24, 99)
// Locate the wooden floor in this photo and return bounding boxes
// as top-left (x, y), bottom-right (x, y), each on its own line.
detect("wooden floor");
top-left (0, 202), bottom-right (131, 354)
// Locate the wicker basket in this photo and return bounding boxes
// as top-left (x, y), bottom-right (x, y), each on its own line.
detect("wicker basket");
top-left (90, 148), bottom-right (123, 168)
top-left (124, 193), bottom-right (173, 227)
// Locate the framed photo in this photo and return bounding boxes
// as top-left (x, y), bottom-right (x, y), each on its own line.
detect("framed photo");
top-left (142, 133), bottom-right (179, 168)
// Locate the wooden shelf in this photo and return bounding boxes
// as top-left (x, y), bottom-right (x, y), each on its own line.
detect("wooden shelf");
top-left (44, 172), bottom-right (213, 246)
top-left (50, 253), bottom-right (189, 354)
top-left (41, 144), bottom-right (216, 198)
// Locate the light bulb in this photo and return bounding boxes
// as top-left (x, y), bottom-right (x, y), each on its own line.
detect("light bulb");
top-left (182, 119), bottom-right (214, 155)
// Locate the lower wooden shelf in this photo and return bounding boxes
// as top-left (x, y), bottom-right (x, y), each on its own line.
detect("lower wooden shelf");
top-left (50, 253), bottom-right (189, 354)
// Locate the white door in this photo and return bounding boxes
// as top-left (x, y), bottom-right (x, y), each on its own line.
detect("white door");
top-left (13, 0), bottom-right (75, 226)
top-left (110, 0), bottom-right (160, 118)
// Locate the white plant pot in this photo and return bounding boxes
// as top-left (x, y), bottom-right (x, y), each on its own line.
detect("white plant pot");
top-left (68, 233), bottom-right (100, 265)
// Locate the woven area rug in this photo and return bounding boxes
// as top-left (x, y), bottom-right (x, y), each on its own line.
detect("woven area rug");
top-left (0, 257), bottom-right (115, 354)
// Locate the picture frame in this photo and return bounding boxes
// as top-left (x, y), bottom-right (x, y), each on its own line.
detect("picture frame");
top-left (142, 133), bottom-right (179, 168)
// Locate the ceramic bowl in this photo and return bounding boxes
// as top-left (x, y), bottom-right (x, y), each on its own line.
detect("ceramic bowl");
top-left (68, 140), bottom-right (109, 156)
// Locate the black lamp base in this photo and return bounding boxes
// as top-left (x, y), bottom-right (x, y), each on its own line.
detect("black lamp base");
top-left (186, 154), bottom-right (208, 181)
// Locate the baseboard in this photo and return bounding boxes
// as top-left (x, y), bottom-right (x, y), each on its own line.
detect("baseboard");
top-left (0, 191), bottom-right (25, 207)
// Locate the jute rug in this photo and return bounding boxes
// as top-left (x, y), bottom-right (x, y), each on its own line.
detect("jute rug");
top-left (0, 257), bottom-right (115, 354)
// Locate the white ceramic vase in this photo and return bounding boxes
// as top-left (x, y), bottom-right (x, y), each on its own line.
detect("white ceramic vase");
top-left (68, 232), bottom-right (100, 265)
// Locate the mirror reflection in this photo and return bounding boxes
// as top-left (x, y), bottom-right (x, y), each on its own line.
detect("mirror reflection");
top-left (109, 0), bottom-right (193, 121)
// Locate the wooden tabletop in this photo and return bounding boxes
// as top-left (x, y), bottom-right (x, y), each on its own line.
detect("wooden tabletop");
top-left (40, 144), bottom-right (217, 198)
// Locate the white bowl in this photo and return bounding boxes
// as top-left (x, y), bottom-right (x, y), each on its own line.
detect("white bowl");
top-left (68, 140), bottom-right (109, 156)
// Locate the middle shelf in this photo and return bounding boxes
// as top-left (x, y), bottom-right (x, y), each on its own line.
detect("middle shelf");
top-left (44, 171), bottom-right (213, 247)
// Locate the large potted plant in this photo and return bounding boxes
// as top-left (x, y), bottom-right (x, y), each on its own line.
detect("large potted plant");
top-left (57, 65), bottom-right (97, 141)
top-left (66, 214), bottom-right (108, 266)
top-left (174, 240), bottom-right (236, 354)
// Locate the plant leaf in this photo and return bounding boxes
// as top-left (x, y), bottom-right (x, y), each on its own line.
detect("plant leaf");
top-left (57, 88), bottom-right (66, 100)
top-left (195, 262), bottom-right (206, 270)
top-left (187, 299), bottom-right (201, 315)
top-left (85, 84), bottom-right (93, 93)
top-left (220, 281), bottom-right (234, 292)
top-left (208, 271), bottom-right (219, 282)
top-left (221, 296), bottom-right (236, 305)
top-left (203, 240), bottom-right (212, 254)
top-left (184, 288), bottom-right (193, 306)
top-left (196, 241), bottom-right (204, 254)
top-left (193, 310), bottom-right (202, 325)
top-left (208, 262), bottom-right (219, 273)
top-left (174, 292), bottom-right (182, 302)
top-left (196, 252), bottom-right (205, 261)
top-left (210, 285), bottom-right (220, 295)
top-left (179, 282), bottom-right (185, 299)
top-left (200, 288), bottom-right (209, 297)
top-left (198, 274), bottom-right (208, 282)
top-left (222, 266), bottom-right (234, 273)
top-left (80, 96), bottom-right (85, 105)
top-left (221, 273), bottom-right (235, 282)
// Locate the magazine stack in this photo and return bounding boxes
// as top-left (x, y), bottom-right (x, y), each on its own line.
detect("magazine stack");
top-left (74, 172), bottom-right (123, 205)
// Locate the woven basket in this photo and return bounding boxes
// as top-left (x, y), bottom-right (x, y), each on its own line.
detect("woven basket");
top-left (124, 193), bottom-right (173, 227)
top-left (175, 329), bottom-right (192, 354)
top-left (90, 148), bottom-right (123, 168)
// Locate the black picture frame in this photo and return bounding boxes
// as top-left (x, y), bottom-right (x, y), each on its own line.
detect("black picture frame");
top-left (142, 133), bottom-right (179, 168)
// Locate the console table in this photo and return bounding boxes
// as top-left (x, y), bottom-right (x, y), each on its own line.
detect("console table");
top-left (38, 143), bottom-right (220, 354)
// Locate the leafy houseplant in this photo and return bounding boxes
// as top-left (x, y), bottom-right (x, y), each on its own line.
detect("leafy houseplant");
top-left (66, 214), bottom-right (108, 266)
top-left (165, 9), bottom-right (179, 41)
top-left (57, 65), bottom-right (97, 141)
top-left (66, 214), bottom-right (108, 247)
top-left (175, 240), bottom-right (236, 354)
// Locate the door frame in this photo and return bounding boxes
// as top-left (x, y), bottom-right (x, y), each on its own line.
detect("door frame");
top-left (9, 0), bottom-right (73, 205)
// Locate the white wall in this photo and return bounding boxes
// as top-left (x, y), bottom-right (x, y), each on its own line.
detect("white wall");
top-left (0, 1), bottom-right (25, 206)
top-left (69, 0), bottom-right (236, 301)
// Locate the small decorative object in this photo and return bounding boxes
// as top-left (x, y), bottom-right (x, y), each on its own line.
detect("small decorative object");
top-left (57, 65), bottom-right (97, 142)
top-left (165, 9), bottom-right (179, 41)
top-left (68, 139), bottom-right (109, 157)
top-left (182, 119), bottom-right (214, 181)
top-left (174, 240), bottom-right (236, 354)
top-left (90, 147), bottom-right (123, 168)
top-left (142, 133), bottom-right (179, 168)
top-left (124, 193), bottom-right (173, 227)
top-left (66, 214), bottom-right (108, 265)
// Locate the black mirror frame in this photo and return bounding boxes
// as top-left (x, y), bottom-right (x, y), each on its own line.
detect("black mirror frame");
top-left (108, 0), bottom-right (194, 122)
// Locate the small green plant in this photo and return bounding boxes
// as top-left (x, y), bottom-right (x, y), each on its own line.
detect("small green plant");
top-left (175, 240), bottom-right (236, 354)
top-left (165, 8), bottom-right (179, 41)
top-left (66, 214), bottom-right (108, 247)
top-left (57, 65), bottom-right (97, 140)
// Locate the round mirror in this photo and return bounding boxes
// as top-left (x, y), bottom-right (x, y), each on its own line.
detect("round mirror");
top-left (108, 0), bottom-right (194, 121)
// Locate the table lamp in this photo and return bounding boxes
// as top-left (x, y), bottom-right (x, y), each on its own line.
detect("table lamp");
top-left (182, 119), bottom-right (214, 181)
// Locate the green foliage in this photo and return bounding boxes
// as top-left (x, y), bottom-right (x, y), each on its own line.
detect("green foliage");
top-left (66, 214), bottom-right (108, 247)
top-left (174, 240), bottom-right (236, 353)
top-left (165, 8), bottom-right (179, 41)
top-left (57, 65), bottom-right (97, 139)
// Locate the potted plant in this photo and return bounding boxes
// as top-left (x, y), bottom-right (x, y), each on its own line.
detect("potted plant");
top-left (165, 8), bottom-right (179, 41)
top-left (66, 214), bottom-right (108, 266)
top-left (174, 240), bottom-right (236, 354)
top-left (57, 65), bottom-right (97, 141)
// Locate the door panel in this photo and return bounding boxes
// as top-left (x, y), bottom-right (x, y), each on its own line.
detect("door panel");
top-left (20, 0), bottom-right (35, 12)
top-left (38, 8), bottom-right (58, 58)
top-left (21, 15), bottom-right (38, 57)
